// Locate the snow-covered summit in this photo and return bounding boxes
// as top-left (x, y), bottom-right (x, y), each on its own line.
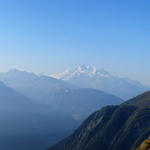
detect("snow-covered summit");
top-left (51, 65), bottom-right (111, 80)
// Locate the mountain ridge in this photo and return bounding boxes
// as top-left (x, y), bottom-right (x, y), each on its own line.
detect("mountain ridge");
top-left (0, 69), bottom-right (123, 121)
top-left (51, 65), bottom-right (149, 100)
top-left (47, 90), bottom-right (150, 150)
top-left (0, 80), bottom-right (81, 150)
top-left (0, 70), bottom-right (123, 150)
top-left (0, 69), bottom-right (77, 103)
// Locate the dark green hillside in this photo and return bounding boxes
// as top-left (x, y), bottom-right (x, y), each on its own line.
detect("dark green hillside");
top-left (47, 91), bottom-right (150, 150)
top-left (123, 91), bottom-right (150, 107)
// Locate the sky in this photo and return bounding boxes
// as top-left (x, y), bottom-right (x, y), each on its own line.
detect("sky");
top-left (0, 0), bottom-right (150, 85)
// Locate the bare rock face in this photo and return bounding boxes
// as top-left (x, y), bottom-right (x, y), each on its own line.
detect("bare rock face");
top-left (137, 138), bottom-right (150, 150)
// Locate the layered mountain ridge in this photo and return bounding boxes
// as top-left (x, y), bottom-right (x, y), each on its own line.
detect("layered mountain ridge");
top-left (47, 91), bottom-right (150, 150)
top-left (0, 69), bottom-right (122, 121)
top-left (0, 80), bottom-right (81, 150)
top-left (0, 69), bottom-right (77, 103)
top-left (0, 70), bottom-right (123, 150)
top-left (51, 65), bottom-right (149, 99)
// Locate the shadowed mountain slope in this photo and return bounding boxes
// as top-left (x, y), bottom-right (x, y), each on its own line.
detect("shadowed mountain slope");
top-left (47, 91), bottom-right (150, 150)
top-left (0, 81), bottom-right (78, 150)
top-left (0, 76), bottom-right (122, 150)
top-left (50, 88), bottom-right (123, 121)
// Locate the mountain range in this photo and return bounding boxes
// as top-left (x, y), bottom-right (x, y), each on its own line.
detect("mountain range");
top-left (47, 91), bottom-right (150, 150)
top-left (0, 69), bottom-right (122, 150)
top-left (0, 68), bottom-right (149, 150)
top-left (48, 88), bottom-right (122, 121)
top-left (0, 80), bottom-right (80, 150)
top-left (51, 65), bottom-right (149, 100)
top-left (0, 69), bottom-right (122, 120)
top-left (0, 69), bottom-right (76, 104)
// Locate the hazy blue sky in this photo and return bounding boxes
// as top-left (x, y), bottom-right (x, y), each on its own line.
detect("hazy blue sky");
top-left (0, 0), bottom-right (150, 85)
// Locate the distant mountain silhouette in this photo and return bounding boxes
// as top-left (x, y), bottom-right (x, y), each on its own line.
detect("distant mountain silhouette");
top-left (0, 69), bottom-right (122, 121)
top-left (0, 71), bottom-right (123, 150)
top-left (0, 69), bottom-right (77, 103)
top-left (0, 80), bottom-right (32, 107)
top-left (51, 65), bottom-right (149, 100)
top-left (50, 88), bottom-right (122, 121)
top-left (47, 91), bottom-right (150, 150)
top-left (0, 81), bottom-right (78, 150)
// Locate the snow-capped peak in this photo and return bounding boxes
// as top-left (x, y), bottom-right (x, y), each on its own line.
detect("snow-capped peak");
top-left (76, 65), bottom-right (96, 73)
top-left (50, 65), bottom-right (149, 100)
top-left (50, 65), bottom-right (111, 80)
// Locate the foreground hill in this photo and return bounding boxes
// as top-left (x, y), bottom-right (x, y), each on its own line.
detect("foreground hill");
top-left (51, 65), bottom-right (149, 100)
top-left (47, 91), bottom-right (150, 150)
